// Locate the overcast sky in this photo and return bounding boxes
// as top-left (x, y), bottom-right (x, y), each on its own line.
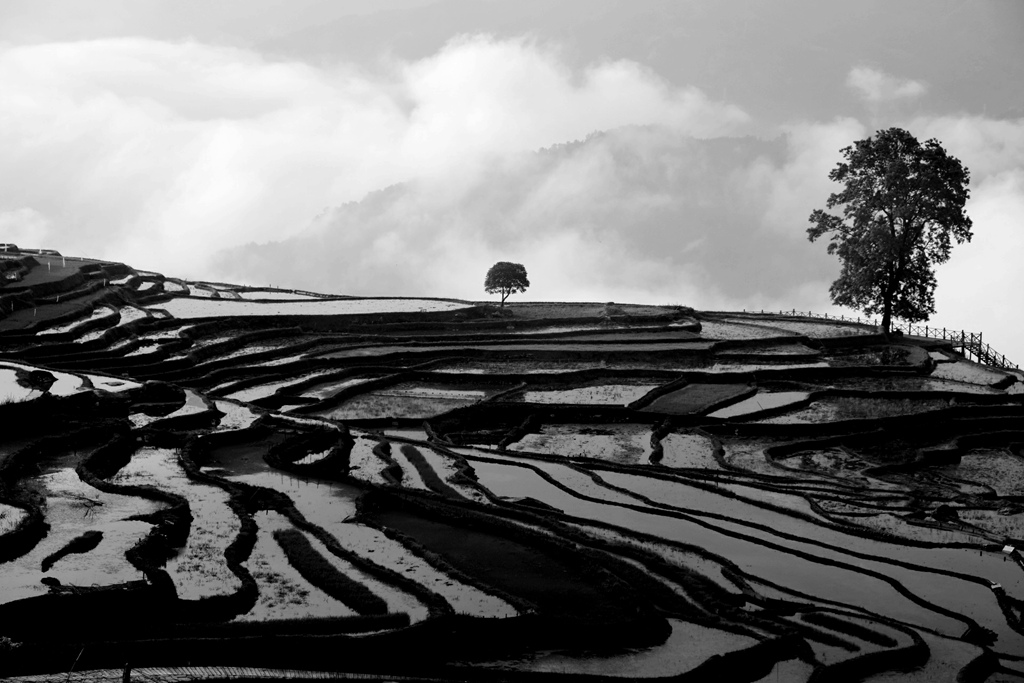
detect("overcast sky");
top-left (2, 0), bottom-right (1022, 364)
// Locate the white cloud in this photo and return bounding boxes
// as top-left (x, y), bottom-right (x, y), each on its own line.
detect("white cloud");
top-left (741, 117), bottom-right (868, 233)
top-left (930, 154), bottom-right (1024, 366)
top-left (399, 36), bottom-right (749, 171)
top-left (846, 66), bottom-right (927, 103)
top-left (909, 115), bottom-right (1024, 179)
top-left (0, 35), bottom-right (749, 275)
top-left (0, 208), bottom-right (50, 246)
top-left (214, 126), bottom-right (827, 312)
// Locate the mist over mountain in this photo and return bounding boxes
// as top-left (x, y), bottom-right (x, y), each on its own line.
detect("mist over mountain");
top-left (215, 128), bottom-right (830, 309)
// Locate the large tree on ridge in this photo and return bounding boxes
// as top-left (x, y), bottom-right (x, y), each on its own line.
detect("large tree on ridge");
top-left (808, 127), bottom-right (973, 335)
top-left (484, 261), bottom-right (529, 309)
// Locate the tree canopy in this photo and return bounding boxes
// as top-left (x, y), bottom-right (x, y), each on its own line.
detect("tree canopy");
top-left (484, 261), bottom-right (529, 308)
top-left (808, 127), bottom-right (972, 334)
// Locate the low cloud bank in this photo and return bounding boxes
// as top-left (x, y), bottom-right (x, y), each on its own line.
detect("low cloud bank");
top-left (847, 66), bottom-right (927, 103)
top-left (216, 129), bottom-right (837, 310)
top-left (0, 34), bottom-right (747, 276)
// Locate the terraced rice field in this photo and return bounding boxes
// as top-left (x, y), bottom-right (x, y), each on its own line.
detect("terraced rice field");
top-left (507, 423), bottom-right (653, 464)
top-left (310, 390), bottom-right (478, 421)
top-left (1, 262), bottom-right (1023, 681)
top-left (149, 297), bottom-right (471, 318)
top-left (513, 383), bottom-right (660, 405)
top-left (111, 447), bottom-right (242, 600)
top-left (708, 391), bottom-right (810, 419)
top-left (0, 468), bottom-right (159, 603)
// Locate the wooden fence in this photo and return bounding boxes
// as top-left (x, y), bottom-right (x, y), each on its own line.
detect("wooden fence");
top-left (744, 309), bottom-right (1019, 371)
top-left (888, 322), bottom-right (1018, 370)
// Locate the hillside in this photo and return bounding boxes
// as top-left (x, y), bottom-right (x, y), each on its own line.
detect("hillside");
top-left (1, 252), bottom-right (1023, 681)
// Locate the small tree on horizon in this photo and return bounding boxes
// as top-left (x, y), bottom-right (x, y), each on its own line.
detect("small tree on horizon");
top-left (484, 261), bottom-right (529, 309)
top-left (808, 127), bottom-right (972, 335)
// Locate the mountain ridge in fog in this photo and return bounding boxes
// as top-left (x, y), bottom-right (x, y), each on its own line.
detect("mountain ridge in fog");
top-left (213, 126), bottom-right (823, 307)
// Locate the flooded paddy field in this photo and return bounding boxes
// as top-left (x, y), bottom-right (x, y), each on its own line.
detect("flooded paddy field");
top-left (507, 423), bottom-right (653, 464)
top-left (2, 276), bottom-right (1023, 681)
top-left (149, 297), bottom-right (472, 319)
top-left (309, 384), bottom-right (486, 421)
top-left (511, 382), bottom-right (662, 405)
top-left (0, 467), bottom-right (160, 604)
top-left (111, 447), bottom-right (243, 600)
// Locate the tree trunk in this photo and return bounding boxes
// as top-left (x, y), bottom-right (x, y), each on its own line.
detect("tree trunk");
top-left (881, 266), bottom-right (898, 336)
top-left (882, 281), bottom-right (894, 336)
top-left (500, 290), bottom-right (508, 309)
